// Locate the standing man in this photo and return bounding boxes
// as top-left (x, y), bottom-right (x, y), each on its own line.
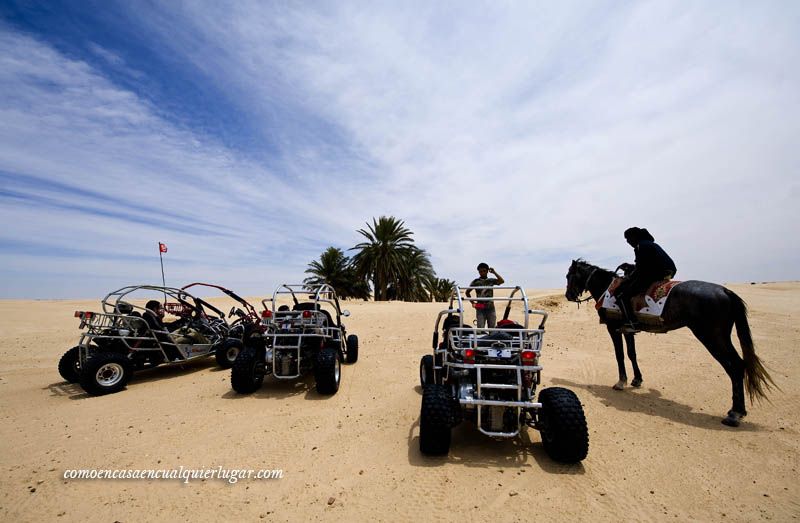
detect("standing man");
top-left (466, 263), bottom-right (505, 328)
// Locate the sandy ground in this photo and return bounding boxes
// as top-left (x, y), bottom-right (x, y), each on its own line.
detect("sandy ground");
top-left (0, 283), bottom-right (798, 522)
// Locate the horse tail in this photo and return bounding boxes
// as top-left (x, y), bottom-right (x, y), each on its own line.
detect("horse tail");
top-left (727, 289), bottom-right (778, 402)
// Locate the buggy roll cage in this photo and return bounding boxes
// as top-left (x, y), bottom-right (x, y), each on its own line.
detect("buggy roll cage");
top-left (431, 285), bottom-right (548, 349)
top-left (181, 282), bottom-right (260, 322)
top-left (261, 283), bottom-right (346, 322)
top-left (73, 285), bottom-right (229, 365)
top-left (100, 285), bottom-right (224, 319)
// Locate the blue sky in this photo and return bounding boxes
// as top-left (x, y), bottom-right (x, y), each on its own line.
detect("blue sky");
top-left (1, 1), bottom-right (798, 299)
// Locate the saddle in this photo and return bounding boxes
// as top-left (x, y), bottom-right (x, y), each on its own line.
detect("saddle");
top-left (596, 278), bottom-right (683, 326)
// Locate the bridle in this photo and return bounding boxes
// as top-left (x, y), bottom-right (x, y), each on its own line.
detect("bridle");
top-left (569, 266), bottom-right (598, 307)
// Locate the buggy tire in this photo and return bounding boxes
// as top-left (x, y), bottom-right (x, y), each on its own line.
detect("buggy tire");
top-left (419, 384), bottom-right (452, 455)
top-left (216, 338), bottom-right (243, 369)
top-left (231, 348), bottom-right (265, 394)
top-left (314, 348), bottom-right (340, 395)
top-left (420, 355), bottom-right (434, 387)
top-left (537, 387), bottom-right (589, 463)
top-left (345, 334), bottom-right (359, 364)
top-left (79, 352), bottom-right (133, 396)
top-left (58, 346), bottom-right (82, 383)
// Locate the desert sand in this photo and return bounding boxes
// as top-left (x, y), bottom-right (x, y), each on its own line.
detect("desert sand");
top-left (0, 283), bottom-right (798, 522)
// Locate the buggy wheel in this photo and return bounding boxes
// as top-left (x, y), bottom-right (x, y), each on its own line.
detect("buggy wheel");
top-left (314, 348), bottom-right (340, 395)
top-left (345, 334), bottom-right (359, 364)
top-left (537, 387), bottom-right (589, 463)
top-left (419, 355), bottom-right (434, 387)
top-left (58, 346), bottom-right (82, 383)
top-left (79, 352), bottom-right (133, 396)
top-left (231, 348), bottom-right (265, 394)
top-left (216, 339), bottom-right (243, 369)
top-left (419, 384), bottom-right (452, 455)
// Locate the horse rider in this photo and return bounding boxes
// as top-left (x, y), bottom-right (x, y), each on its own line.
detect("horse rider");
top-left (614, 227), bottom-right (677, 330)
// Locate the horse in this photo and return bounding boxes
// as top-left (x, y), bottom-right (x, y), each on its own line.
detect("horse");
top-left (565, 259), bottom-right (776, 427)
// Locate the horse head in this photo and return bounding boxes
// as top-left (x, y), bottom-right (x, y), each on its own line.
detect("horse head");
top-left (565, 259), bottom-right (594, 302)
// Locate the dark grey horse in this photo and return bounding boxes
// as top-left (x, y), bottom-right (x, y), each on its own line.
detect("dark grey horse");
top-left (565, 259), bottom-right (776, 427)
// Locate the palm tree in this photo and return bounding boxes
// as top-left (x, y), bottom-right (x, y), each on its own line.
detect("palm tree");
top-left (351, 216), bottom-right (417, 301)
top-left (304, 247), bottom-right (370, 300)
top-left (394, 247), bottom-right (436, 301)
top-left (425, 277), bottom-right (456, 302)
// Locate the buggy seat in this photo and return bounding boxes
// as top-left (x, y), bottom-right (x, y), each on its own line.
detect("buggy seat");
top-left (292, 302), bottom-right (334, 328)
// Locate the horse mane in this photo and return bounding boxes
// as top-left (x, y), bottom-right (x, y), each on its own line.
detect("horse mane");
top-left (574, 258), bottom-right (613, 275)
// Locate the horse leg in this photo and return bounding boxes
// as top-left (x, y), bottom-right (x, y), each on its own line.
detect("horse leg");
top-left (624, 332), bottom-right (643, 387)
top-left (607, 326), bottom-right (627, 390)
top-left (689, 326), bottom-right (747, 426)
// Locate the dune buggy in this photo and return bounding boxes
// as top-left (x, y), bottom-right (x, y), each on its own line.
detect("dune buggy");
top-left (181, 282), bottom-right (268, 367)
top-left (57, 285), bottom-right (235, 395)
top-left (230, 283), bottom-right (358, 396)
top-left (418, 285), bottom-right (589, 463)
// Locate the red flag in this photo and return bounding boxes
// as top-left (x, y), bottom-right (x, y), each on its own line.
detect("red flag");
top-left (159, 242), bottom-right (168, 253)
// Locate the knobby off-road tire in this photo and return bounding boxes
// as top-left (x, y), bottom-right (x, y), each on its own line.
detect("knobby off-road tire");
top-left (216, 338), bottom-right (243, 369)
top-left (345, 334), bottom-right (358, 363)
top-left (231, 348), bottom-right (266, 394)
top-left (537, 387), bottom-right (589, 463)
top-left (419, 355), bottom-right (434, 387)
top-left (419, 384), bottom-right (452, 455)
top-left (58, 346), bottom-right (82, 383)
top-left (79, 352), bottom-right (133, 396)
top-left (345, 334), bottom-right (359, 364)
top-left (314, 348), bottom-right (341, 395)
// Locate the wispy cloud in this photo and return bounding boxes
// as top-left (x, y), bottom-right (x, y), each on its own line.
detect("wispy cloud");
top-left (1, 2), bottom-right (799, 298)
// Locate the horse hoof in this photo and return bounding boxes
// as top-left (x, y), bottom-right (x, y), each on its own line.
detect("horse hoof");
top-left (613, 380), bottom-right (626, 391)
top-left (721, 416), bottom-right (740, 427)
top-left (722, 410), bottom-right (744, 427)
top-left (631, 377), bottom-right (643, 388)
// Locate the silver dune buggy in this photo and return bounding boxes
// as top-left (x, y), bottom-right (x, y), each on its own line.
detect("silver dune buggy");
top-left (418, 285), bottom-right (589, 462)
top-left (230, 284), bottom-right (358, 396)
top-left (58, 285), bottom-right (234, 395)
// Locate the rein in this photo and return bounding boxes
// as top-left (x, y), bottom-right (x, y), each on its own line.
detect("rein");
top-left (574, 267), bottom-right (599, 308)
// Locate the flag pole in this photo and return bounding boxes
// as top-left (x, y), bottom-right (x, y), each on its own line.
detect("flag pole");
top-left (159, 242), bottom-right (167, 304)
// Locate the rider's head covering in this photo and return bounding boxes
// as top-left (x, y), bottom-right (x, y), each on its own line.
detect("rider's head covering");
top-left (624, 227), bottom-right (655, 245)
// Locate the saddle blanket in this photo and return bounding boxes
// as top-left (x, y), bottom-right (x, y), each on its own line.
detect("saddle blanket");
top-left (596, 278), bottom-right (683, 317)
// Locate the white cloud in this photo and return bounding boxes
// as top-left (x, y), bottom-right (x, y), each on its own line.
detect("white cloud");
top-left (1, 2), bottom-right (799, 298)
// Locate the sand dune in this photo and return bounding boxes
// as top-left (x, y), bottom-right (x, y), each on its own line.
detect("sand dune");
top-left (0, 283), bottom-right (798, 522)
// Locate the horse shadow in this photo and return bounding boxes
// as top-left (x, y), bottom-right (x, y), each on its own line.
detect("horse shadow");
top-left (406, 411), bottom-right (586, 475)
top-left (549, 377), bottom-right (764, 432)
